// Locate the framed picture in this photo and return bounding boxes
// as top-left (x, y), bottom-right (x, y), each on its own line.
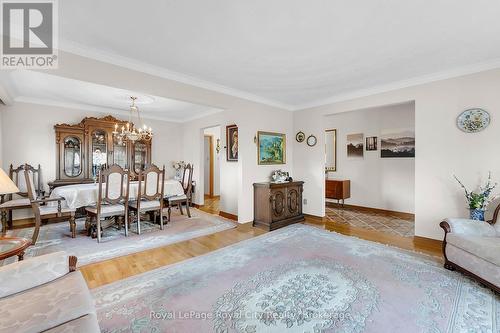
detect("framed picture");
top-left (257, 131), bottom-right (286, 165)
top-left (226, 124), bottom-right (238, 161)
top-left (347, 133), bottom-right (364, 158)
top-left (380, 129), bottom-right (415, 158)
top-left (366, 136), bottom-right (378, 151)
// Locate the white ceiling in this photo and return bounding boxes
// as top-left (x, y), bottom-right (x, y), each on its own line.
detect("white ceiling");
top-left (0, 70), bottom-right (222, 122)
top-left (58, 0), bottom-right (500, 110)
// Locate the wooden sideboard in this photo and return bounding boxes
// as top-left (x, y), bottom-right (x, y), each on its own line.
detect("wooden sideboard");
top-left (253, 181), bottom-right (304, 231)
top-left (325, 179), bottom-right (350, 206)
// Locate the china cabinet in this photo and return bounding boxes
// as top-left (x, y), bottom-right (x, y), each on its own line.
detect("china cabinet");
top-left (50, 115), bottom-right (152, 190)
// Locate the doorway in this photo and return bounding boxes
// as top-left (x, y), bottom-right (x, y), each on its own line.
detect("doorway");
top-left (202, 126), bottom-right (221, 214)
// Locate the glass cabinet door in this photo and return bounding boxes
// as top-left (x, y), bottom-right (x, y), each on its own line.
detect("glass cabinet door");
top-left (63, 136), bottom-right (82, 177)
top-left (113, 135), bottom-right (128, 169)
top-left (134, 141), bottom-right (147, 173)
top-left (91, 130), bottom-right (107, 178)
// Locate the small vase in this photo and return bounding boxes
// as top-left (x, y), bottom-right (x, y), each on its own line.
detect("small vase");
top-left (469, 209), bottom-right (485, 221)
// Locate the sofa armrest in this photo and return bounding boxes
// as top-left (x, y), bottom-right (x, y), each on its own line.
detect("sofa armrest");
top-left (0, 251), bottom-right (76, 298)
top-left (440, 218), bottom-right (497, 237)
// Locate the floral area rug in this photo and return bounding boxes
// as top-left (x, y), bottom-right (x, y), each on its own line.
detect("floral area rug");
top-left (92, 224), bottom-right (499, 332)
top-left (3, 209), bottom-right (235, 266)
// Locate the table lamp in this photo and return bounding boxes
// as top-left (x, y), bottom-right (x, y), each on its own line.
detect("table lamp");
top-left (0, 168), bottom-right (19, 233)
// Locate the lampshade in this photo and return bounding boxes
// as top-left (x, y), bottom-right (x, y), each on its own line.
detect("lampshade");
top-left (0, 168), bottom-right (19, 195)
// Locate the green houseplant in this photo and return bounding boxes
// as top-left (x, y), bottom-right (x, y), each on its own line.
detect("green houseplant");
top-left (454, 172), bottom-right (497, 221)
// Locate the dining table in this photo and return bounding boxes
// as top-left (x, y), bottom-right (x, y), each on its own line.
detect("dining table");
top-left (48, 179), bottom-right (185, 209)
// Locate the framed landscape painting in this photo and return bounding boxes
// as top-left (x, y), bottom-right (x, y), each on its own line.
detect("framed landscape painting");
top-left (347, 133), bottom-right (364, 158)
top-left (380, 129), bottom-right (415, 158)
top-left (257, 131), bottom-right (286, 165)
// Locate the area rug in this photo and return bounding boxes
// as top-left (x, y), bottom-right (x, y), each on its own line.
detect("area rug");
top-left (92, 224), bottom-right (499, 332)
top-left (4, 209), bottom-right (235, 266)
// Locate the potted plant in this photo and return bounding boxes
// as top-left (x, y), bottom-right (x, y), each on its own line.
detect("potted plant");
top-left (454, 172), bottom-right (498, 221)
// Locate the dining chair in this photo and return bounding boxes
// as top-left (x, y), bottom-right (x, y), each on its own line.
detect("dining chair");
top-left (0, 164), bottom-right (43, 231)
top-left (24, 166), bottom-right (76, 244)
top-left (128, 164), bottom-right (165, 234)
top-left (85, 164), bottom-right (130, 243)
top-left (164, 163), bottom-right (193, 222)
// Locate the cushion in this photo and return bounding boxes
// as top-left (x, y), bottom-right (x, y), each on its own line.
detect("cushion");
top-left (166, 194), bottom-right (187, 202)
top-left (0, 252), bottom-right (69, 298)
top-left (446, 234), bottom-right (500, 266)
top-left (0, 272), bottom-right (94, 333)
top-left (44, 313), bottom-right (100, 333)
top-left (444, 218), bottom-right (497, 237)
top-left (85, 204), bottom-right (125, 217)
top-left (0, 198), bottom-right (30, 209)
top-left (39, 206), bottom-right (75, 216)
top-left (129, 200), bottom-right (161, 212)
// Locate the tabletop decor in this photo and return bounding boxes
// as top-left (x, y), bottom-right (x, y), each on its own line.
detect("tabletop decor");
top-left (172, 161), bottom-right (186, 180)
top-left (454, 172), bottom-right (497, 221)
top-left (226, 124), bottom-right (238, 162)
top-left (257, 131), bottom-right (286, 165)
top-left (457, 108), bottom-right (490, 133)
top-left (295, 131), bottom-right (305, 143)
top-left (306, 134), bottom-right (317, 146)
top-left (270, 170), bottom-right (288, 183)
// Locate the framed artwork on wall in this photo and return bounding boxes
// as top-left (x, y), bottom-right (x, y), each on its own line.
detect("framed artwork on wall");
top-left (226, 124), bottom-right (238, 161)
top-left (257, 131), bottom-right (286, 165)
top-left (347, 133), bottom-right (364, 158)
top-left (366, 136), bottom-right (378, 151)
top-left (380, 129), bottom-right (415, 158)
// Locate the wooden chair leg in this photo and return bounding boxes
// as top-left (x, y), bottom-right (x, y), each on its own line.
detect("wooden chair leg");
top-left (185, 200), bottom-right (191, 218)
top-left (70, 213), bottom-right (76, 238)
top-left (1, 209), bottom-right (7, 235)
top-left (8, 210), bottom-right (13, 229)
top-left (97, 214), bottom-right (102, 243)
top-left (159, 206), bottom-right (164, 230)
top-left (178, 203), bottom-right (183, 215)
top-left (124, 210), bottom-right (129, 237)
top-left (168, 204), bottom-right (172, 222)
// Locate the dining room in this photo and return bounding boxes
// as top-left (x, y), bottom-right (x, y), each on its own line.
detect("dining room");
top-left (0, 70), bottom-right (234, 266)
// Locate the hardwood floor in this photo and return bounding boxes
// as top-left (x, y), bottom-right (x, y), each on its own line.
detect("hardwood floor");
top-left (79, 200), bottom-right (443, 289)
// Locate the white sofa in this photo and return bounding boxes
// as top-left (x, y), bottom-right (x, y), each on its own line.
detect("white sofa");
top-left (0, 252), bottom-right (100, 333)
top-left (440, 218), bottom-right (500, 293)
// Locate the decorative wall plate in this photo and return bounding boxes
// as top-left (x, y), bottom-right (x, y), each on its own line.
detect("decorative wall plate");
top-left (457, 108), bottom-right (490, 133)
top-left (296, 131), bottom-right (305, 142)
top-left (306, 134), bottom-right (317, 147)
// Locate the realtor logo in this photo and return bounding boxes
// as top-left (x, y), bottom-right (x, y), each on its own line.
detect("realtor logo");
top-left (1, 0), bottom-right (58, 68)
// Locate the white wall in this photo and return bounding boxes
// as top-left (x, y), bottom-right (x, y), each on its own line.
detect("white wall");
top-left (294, 68), bottom-right (500, 240)
top-left (181, 107), bottom-right (294, 222)
top-left (203, 126), bottom-right (221, 196)
top-left (325, 102), bottom-right (415, 213)
top-left (0, 101), bottom-right (182, 219)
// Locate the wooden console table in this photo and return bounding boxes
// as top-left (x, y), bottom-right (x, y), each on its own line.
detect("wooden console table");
top-left (253, 181), bottom-right (304, 231)
top-left (325, 179), bottom-right (351, 206)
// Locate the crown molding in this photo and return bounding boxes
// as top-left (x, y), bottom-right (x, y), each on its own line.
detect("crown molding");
top-left (13, 96), bottom-right (222, 123)
top-left (292, 58), bottom-right (500, 111)
top-left (58, 39), bottom-right (295, 111)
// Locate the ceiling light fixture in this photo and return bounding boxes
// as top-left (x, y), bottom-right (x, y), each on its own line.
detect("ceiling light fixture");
top-left (113, 96), bottom-right (153, 142)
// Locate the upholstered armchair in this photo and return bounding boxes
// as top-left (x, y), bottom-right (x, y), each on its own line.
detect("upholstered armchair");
top-left (440, 207), bottom-right (500, 293)
top-left (0, 252), bottom-right (100, 332)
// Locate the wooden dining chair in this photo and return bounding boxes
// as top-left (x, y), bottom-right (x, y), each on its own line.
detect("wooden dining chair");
top-left (128, 164), bottom-right (165, 234)
top-left (85, 165), bottom-right (130, 243)
top-left (164, 163), bottom-right (193, 222)
top-left (24, 166), bottom-right (76, 244)
top-left (0, 164), bottom-right (43, 231)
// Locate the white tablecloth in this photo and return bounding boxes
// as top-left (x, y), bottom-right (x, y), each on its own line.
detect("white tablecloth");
top-left (49, 180), bottom-right (185, 209)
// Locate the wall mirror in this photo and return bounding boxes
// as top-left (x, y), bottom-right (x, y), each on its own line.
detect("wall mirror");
top-left (325, 129), bottom-right (337, 172)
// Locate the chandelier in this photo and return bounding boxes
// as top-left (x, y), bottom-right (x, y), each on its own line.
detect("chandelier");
top-left (113, 96), bottom-right (153, 142)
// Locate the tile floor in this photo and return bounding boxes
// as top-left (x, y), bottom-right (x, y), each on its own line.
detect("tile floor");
top-left (325, 205), bottom-right (415, 237)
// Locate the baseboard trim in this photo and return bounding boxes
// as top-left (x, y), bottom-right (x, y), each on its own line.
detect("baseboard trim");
top-left (219, 211), bottom-right (238, 221)
top-left (325, 202), bottom-right (414, 219)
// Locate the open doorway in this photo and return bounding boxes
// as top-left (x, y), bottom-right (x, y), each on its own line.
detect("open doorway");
top-left (324, 101), bottom-right (416, 238)
top-left (202, 126), bottom-right (221, 214)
